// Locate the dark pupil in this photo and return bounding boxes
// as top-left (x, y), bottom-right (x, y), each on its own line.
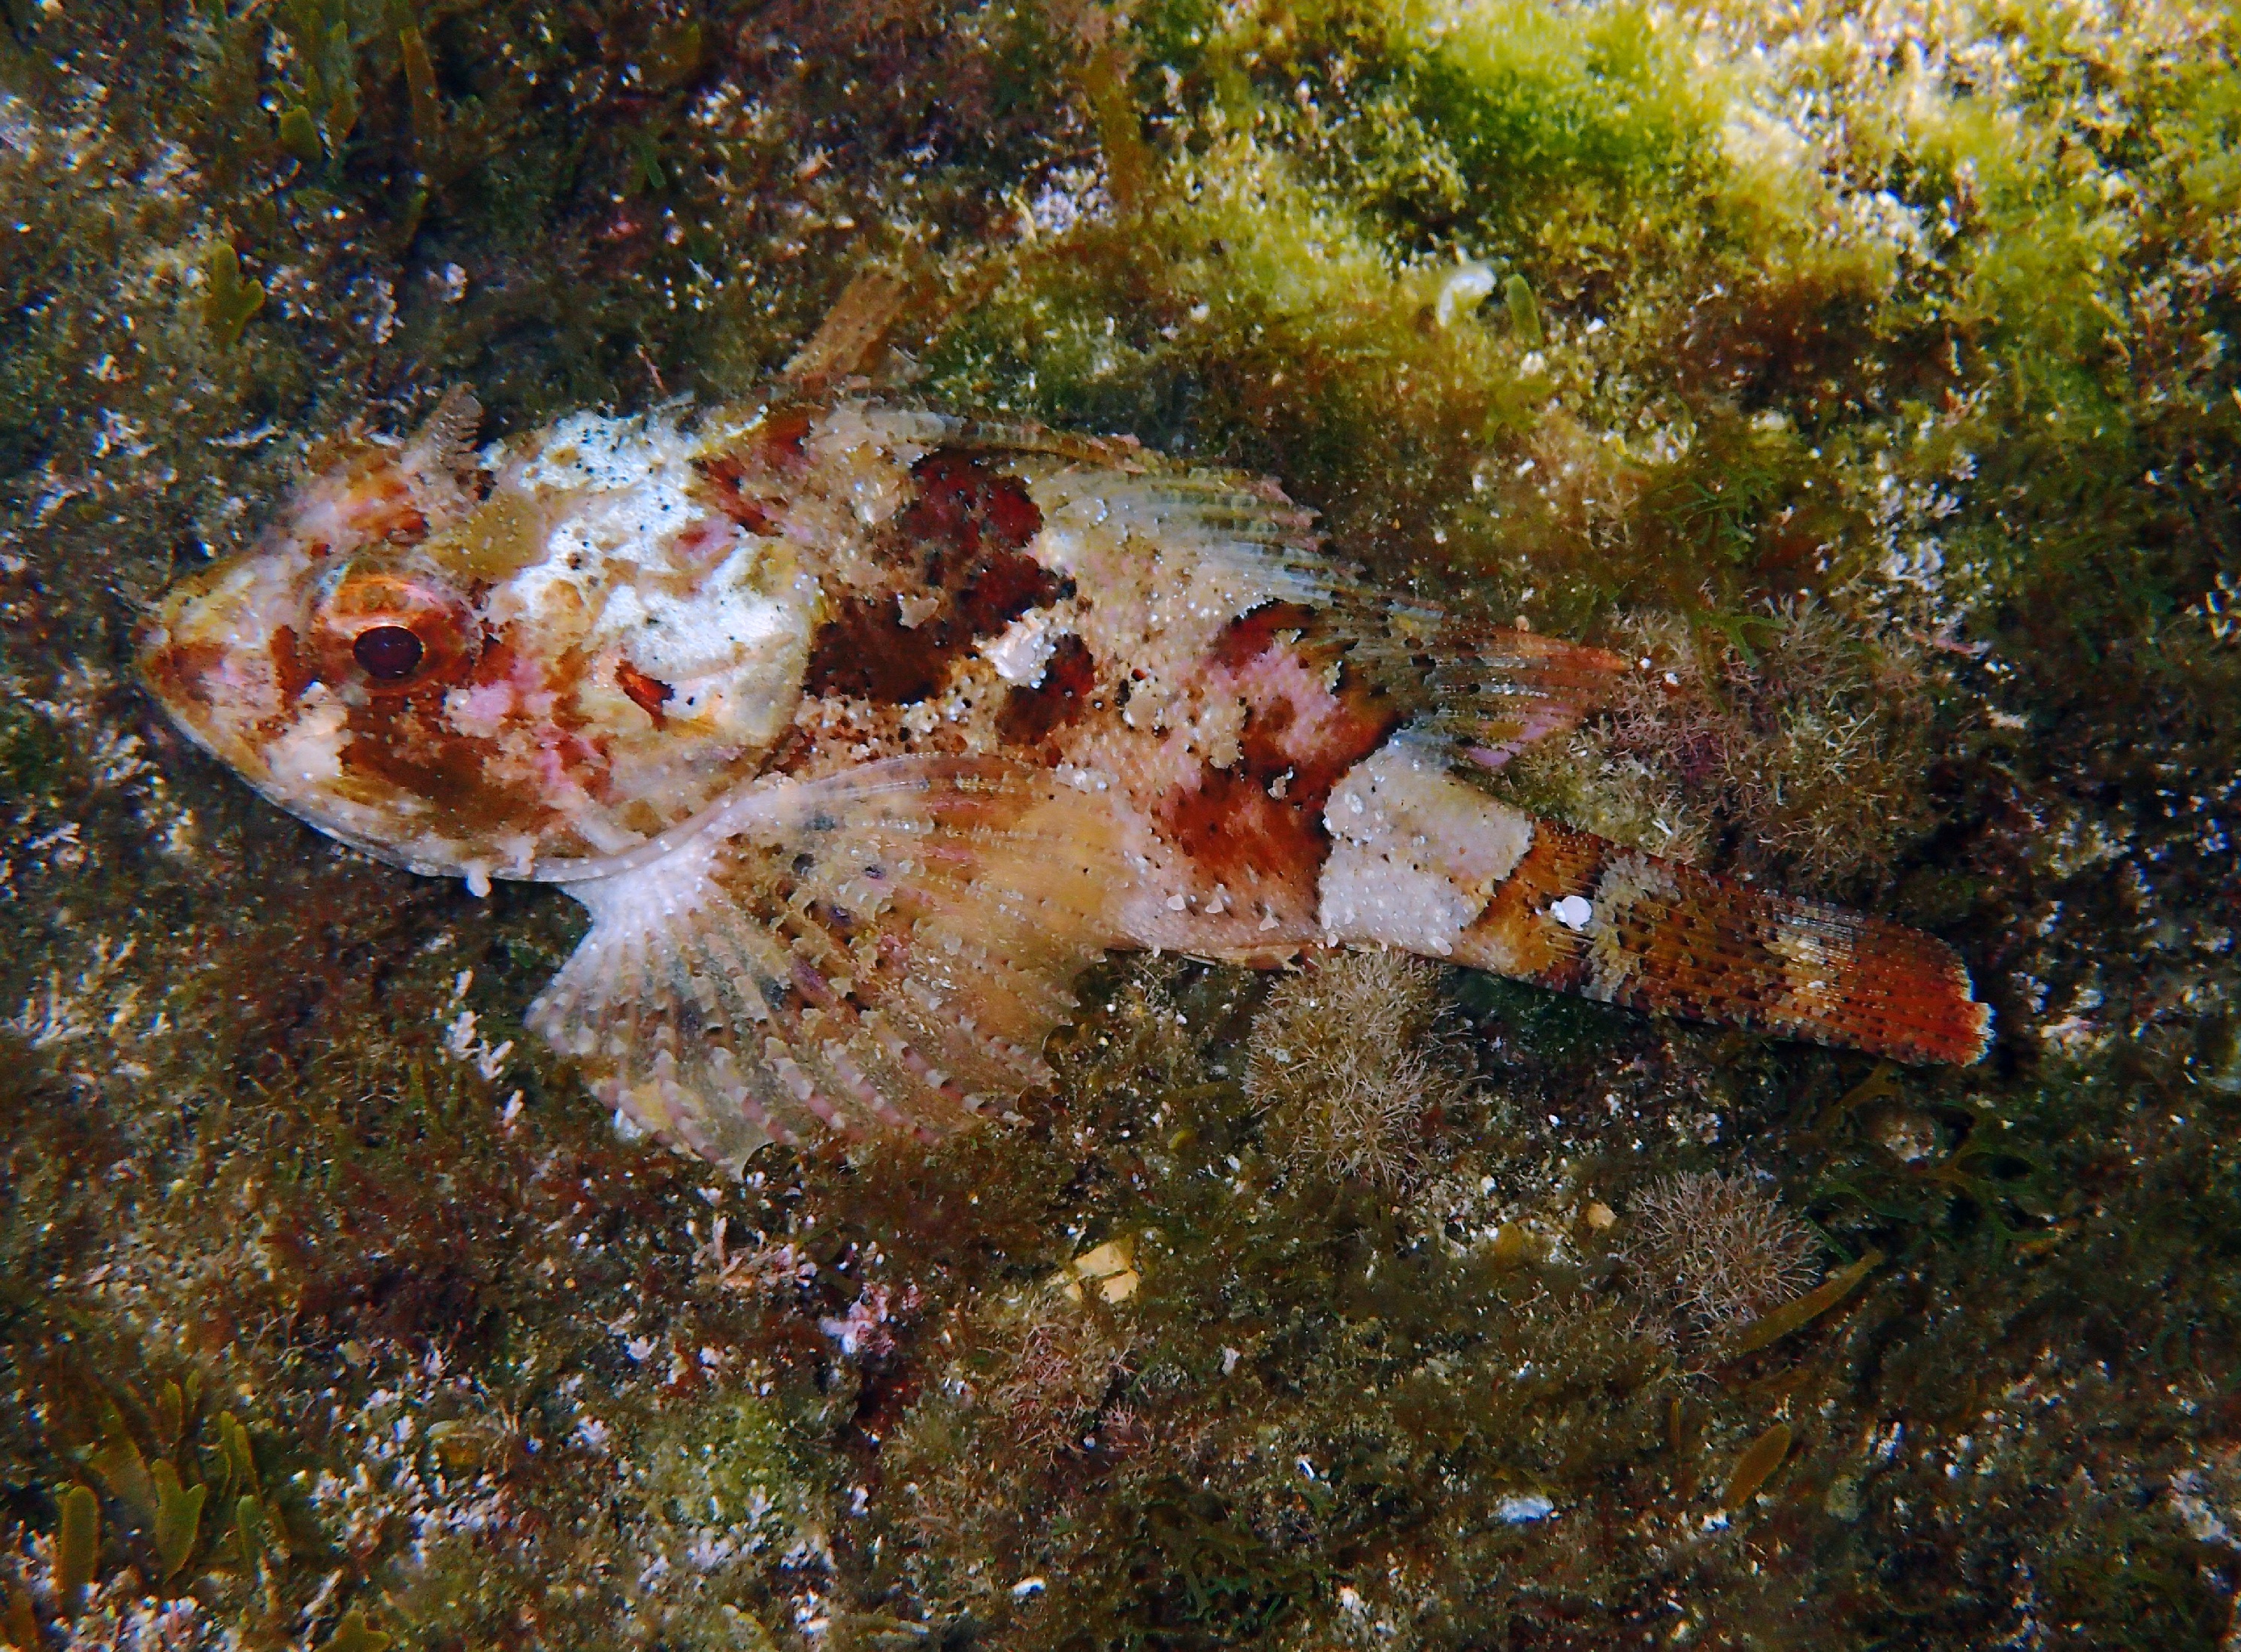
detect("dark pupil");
top-left (353, 625), bottom-right (425, 680)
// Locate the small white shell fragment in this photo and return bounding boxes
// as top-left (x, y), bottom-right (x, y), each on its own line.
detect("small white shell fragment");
top-left (1492, 1493), bottom-right (1556, 1523)
top-left (981, 608), bottom-right (1062, 685)
top-left (1435, 262), bottom-right (1497, 328)
top-left (1550, 894), bottom-right (1595, 931)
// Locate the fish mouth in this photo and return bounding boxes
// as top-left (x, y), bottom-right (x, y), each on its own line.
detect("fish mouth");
top-left (134, 582), bottom-right (207, 711)
top-left (132, 563), bottom-right (265, 761)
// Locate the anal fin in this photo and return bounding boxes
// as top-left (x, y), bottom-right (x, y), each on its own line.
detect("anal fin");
top-left (528, 758), bottom-right (1137, 1166)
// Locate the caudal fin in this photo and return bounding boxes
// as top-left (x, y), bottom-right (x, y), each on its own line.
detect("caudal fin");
top-left (1457, 818), bottom-right (1991, 1064)
top-left (1320, 746), bottom-right (1990, 1064)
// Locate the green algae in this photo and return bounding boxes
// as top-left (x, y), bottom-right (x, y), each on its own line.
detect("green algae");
top-left (1726, 1246), bottom-right (1883, 1359)
top-left (1719, 1418), bottom-right (1791, 1512)
top-left (1, 0), bottom-right (2239, 1645)
top-left (54, 1484), bottom-right (97, 1614)
top-left (150, 1459), bottom-right (207, 1578)
top-left (321, 1607), bottom-right (393, 1652)
top-left (200, 242), bottom-right (266, 347)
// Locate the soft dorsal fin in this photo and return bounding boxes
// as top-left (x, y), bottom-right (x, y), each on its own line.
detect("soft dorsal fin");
top-left (1397, 618), bottom-right (1633, 770)
top-left (525, 757), bottom-right (1139, 1168)
top-left (782, 268), bottom-right (917, 392)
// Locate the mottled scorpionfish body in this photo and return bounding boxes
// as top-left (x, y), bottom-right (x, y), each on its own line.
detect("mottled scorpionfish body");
top-left (141, 388), bottom-right (1990, 1166)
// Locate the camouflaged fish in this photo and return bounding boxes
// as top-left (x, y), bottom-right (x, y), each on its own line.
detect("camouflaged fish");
top-left (140, 385), bottom-right (1991, 1166)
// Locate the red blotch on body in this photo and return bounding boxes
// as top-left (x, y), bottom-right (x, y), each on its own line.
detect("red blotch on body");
top-left (670, 513), bottom-right (742, 566)
top-left (692, 454), bottom-right (782, 534)
top-left (806, 597), bottom-right (953, 704)
top-left (1155, 604), bottom-right (1399, 896)
top-left (759, 410), bottom-right (813, 471)
top-left (269, 625), bottom-right (317, 706)
top-left (997, 634), bottom-right (1096, 748)
top-left (617, 661), bottom-right (675, 728)
top-left (902, 452), bottom-right (1054, 634)
top-left (805, 449), bottom-right (1057, 706)
top-left (1210, 601), bottom-right (1318, 672)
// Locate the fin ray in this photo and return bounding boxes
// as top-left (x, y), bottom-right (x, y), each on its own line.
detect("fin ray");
top-left (526, 758), bottom-right (1136, 1166)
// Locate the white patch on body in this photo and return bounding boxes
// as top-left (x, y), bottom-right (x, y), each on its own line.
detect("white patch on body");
top-left (265, 690), bottom-right (349, 787)
top-left (1550, 894), bottom-right (1594, 930)
top-left (485, 410), bottom-right (821, 761)
top-left (981, 609), bottom-right (1061, 686)
top-left (807, 402), bottom-right (939, 525)
top-left (1317, 741), bottom-right (1535, 955)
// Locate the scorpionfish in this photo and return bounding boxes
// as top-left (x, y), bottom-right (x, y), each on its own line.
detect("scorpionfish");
top-left (141, 386), bottom-right (1991, 1166)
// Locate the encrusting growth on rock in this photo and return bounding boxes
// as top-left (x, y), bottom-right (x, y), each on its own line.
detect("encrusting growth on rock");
top-left (1244, 949), bottom-right (1469, 1191)
top-left (1625, 1169), bottom-right (1822, 1335)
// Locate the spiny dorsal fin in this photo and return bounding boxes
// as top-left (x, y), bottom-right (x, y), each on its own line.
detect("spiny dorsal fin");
top-left (783, 268), bottom-right (917, 392)
top-left (407, 384), bottom-right (484, 484)
top-left (526, 757), bottom-right (1139, 1167)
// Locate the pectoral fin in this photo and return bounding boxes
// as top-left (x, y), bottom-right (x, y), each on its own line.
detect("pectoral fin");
top-left (528, 757), bottom-right (1137, 1166)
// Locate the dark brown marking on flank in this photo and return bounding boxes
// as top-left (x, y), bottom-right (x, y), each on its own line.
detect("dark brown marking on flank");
top-left (269, 625), bottom-right (317, 706)
top-left (955, 541), bottom-right (1057, 637)
top-left (617, 660), bottom-right (674, 728)
top-left (804, 450), bottom-right (1059, 707)
top-left (758, 408), bottom-right (814, 471)
top-left (997, 634), bottom-right (1096, 748)
top-left (147, 637), bottom-right (231, 712)
top-left (1156, 605), bottom-right (1400, 897)
top-left (902, 451), bottom-right (1054, 638)
top-left (1160, 768), bottom-right (1327, 895)
top-left (337, 692), bottom-right (561, 837)
top-left (805, 595), bottom-right (953, 705)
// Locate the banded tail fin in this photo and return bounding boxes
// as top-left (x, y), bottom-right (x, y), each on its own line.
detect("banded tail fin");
top-left (1456, 819), bottom-right (1991, 1064)
top-left (1320, 745), bottom-right (1990, 1065)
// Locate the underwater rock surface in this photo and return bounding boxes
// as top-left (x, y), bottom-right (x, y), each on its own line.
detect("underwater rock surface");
top-left (2, 0), bottom-right (2237, 1647)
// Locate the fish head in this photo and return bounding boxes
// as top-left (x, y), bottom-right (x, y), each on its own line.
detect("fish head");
top-left (141, 401), bottom-right (823, 883)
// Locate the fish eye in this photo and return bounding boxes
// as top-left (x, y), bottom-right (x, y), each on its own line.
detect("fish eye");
top-left (311, 558), bottom-right (476, 692)
top-left (353, 624), bottom-right (426, 680)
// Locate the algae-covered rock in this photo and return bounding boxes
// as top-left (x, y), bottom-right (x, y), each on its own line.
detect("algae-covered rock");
top-left (2, 0), bottom-right (2238, 1645)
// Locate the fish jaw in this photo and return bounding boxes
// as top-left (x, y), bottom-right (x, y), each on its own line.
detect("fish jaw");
top-left (138, 541), bottom-right (316, 792)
